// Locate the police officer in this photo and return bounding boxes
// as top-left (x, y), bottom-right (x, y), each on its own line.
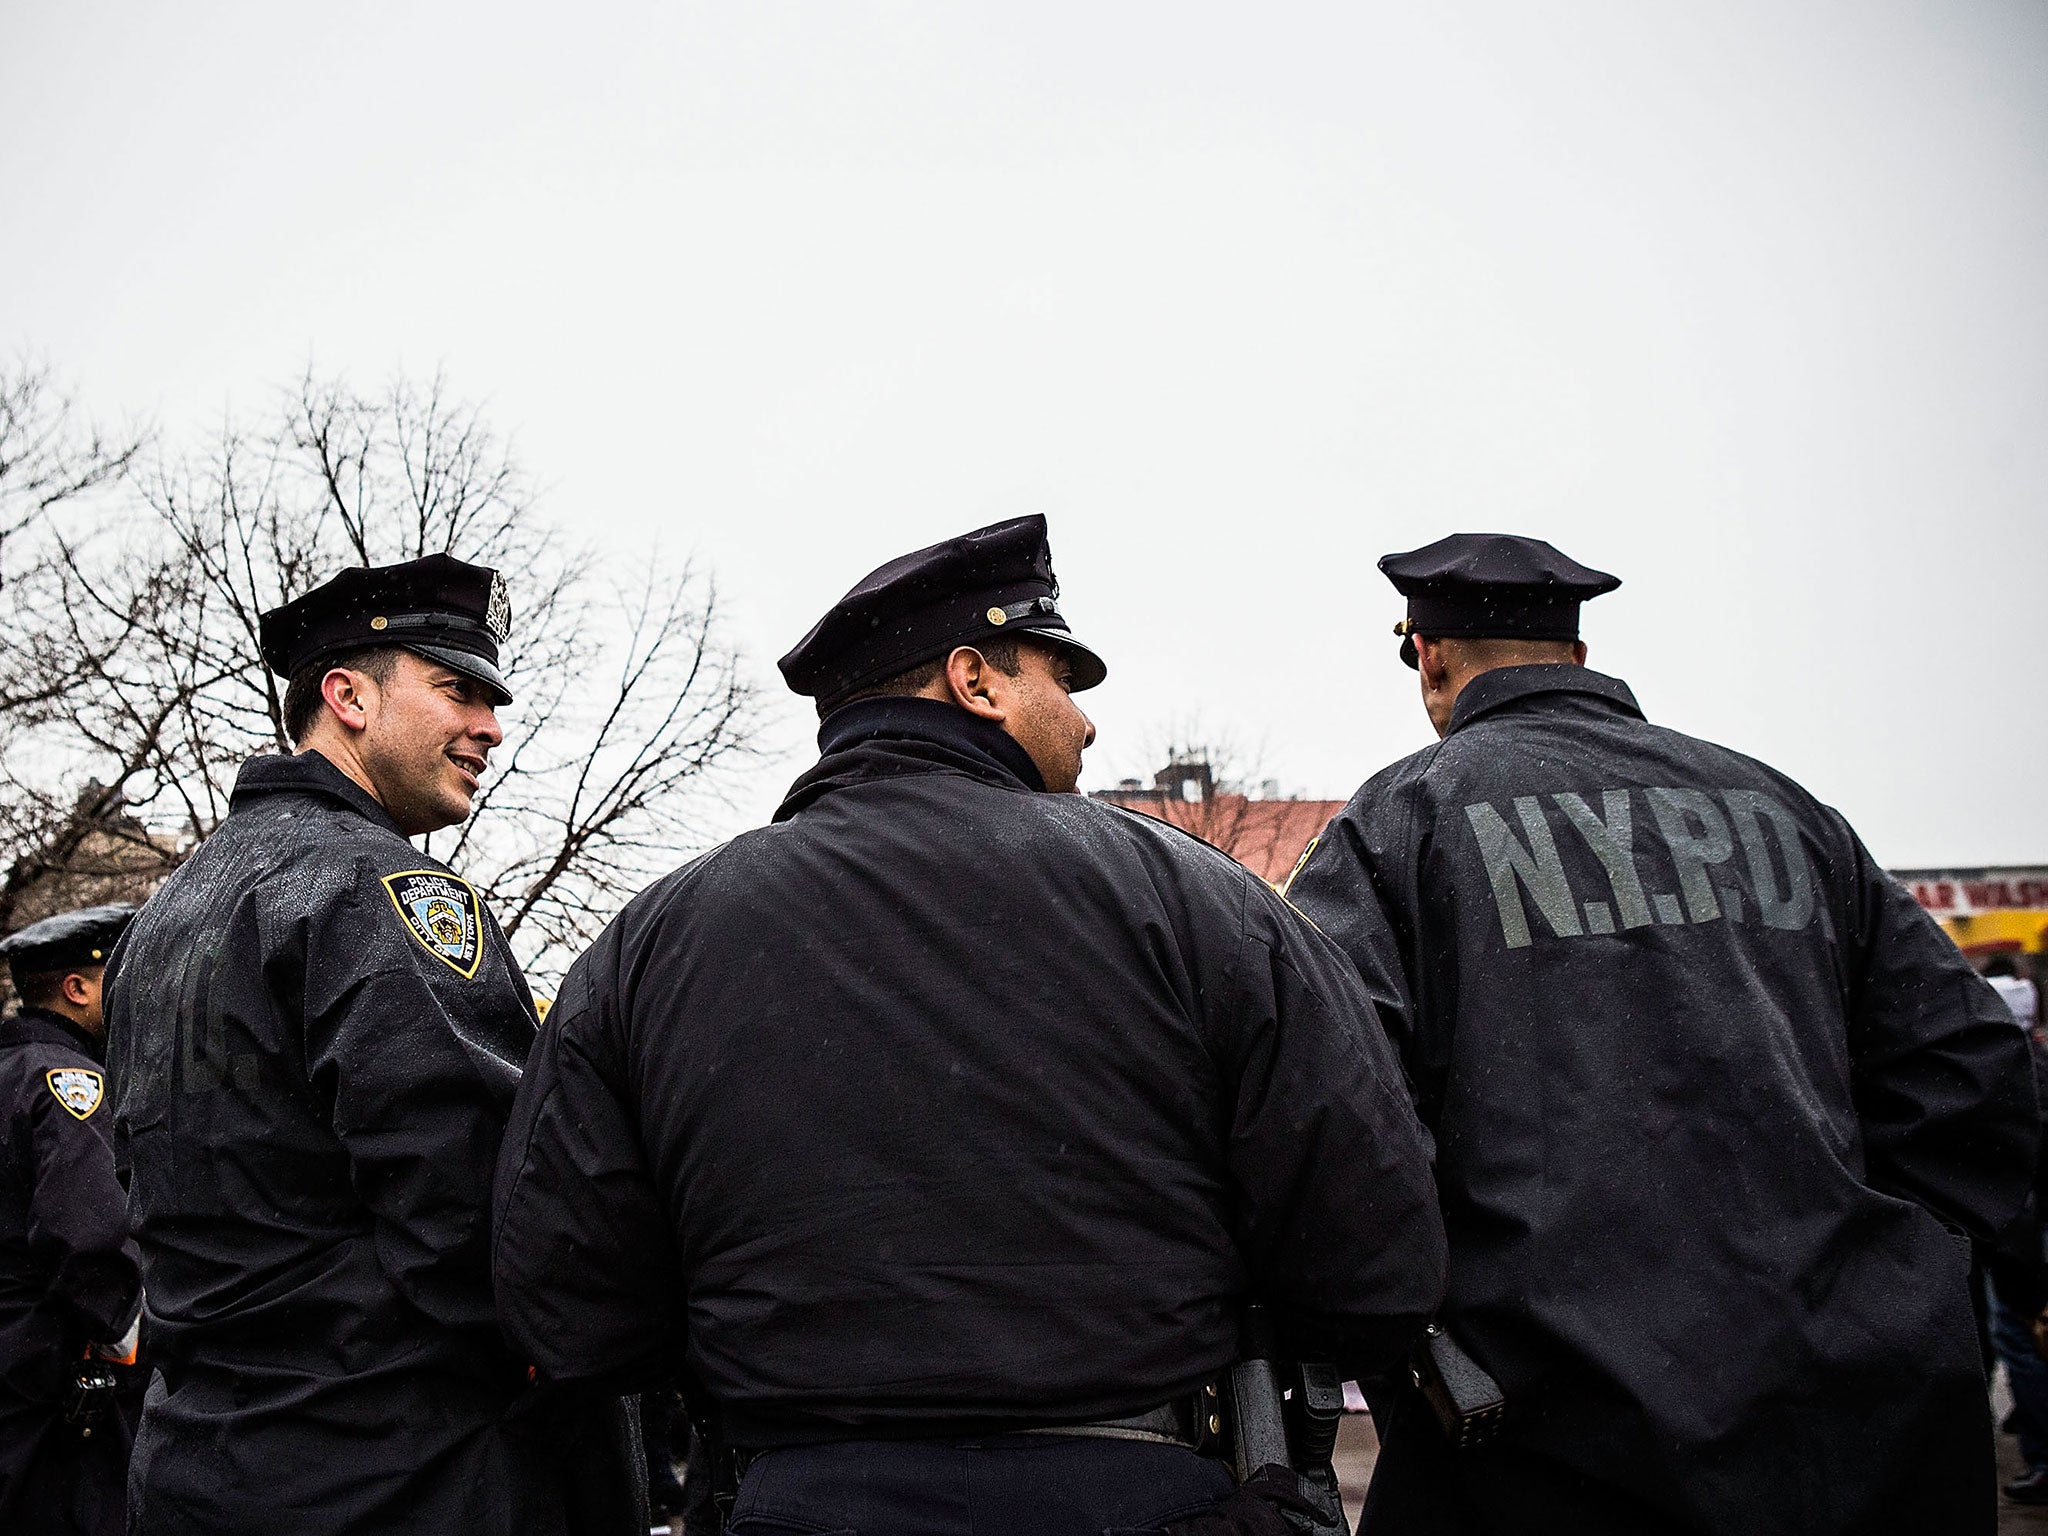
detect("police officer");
top-left (103, 554), bottom-right (637, 1536)
top-left (492, 516), bottom-right (1448, 1536)
top-left (0, 905), bottom-right (145, 1536)
top-left (1285, 533), bottom-right (2037, 1536)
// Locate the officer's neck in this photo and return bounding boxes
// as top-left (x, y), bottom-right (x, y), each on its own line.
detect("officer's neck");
top-left (295, 732), bottom-right (386, 812)
top-left (22, 1002), bottom-right (105, 1049)
top-left (1418, 639), bottom-right (1589, 737)
top-left (293, 735), bottom-right (444, 839)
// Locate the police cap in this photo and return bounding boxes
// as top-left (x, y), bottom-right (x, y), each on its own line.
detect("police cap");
top-left (779, 515), bottom-right (1108, 708)
top-left (258, 553), bottom-right (514, 705)
top-left (1380, 532), bottom-right (1620, 668)
top-left (1, 903), bottom-right (137, 987)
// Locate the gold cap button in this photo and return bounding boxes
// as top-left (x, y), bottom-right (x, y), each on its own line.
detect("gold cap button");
top-left (370, 615), bottom-right (389, 631)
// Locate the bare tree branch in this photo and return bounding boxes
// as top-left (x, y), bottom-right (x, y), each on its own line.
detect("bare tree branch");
top-left (0, 357), bottom-right (147, 586)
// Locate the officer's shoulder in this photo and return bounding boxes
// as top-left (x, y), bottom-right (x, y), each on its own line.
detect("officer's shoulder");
top-left (1638, 720), bottom-right (1849, 836)
top-left (25, 1037), bottom-right (98, 1081)
top-left (0, 1023), bottom-right (60, 1066)
top-left (1054, 796), bottom-right (1271, 891)
top-left (1326, 738), bottom-right (1449, 824)
top-left (594, 840), bottom-right (740, 936)
top-left (231, 802), bottom-right (459, 918)
top-left (0, 1025), bottom-right (99, 1098)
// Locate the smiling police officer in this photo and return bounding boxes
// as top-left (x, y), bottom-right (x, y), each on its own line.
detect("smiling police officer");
top-left (492, 515), bottom-right (1448, 1536)
top-left (1286, 533), bottom-right (2037, 1536)
top-left (0, 905), bottom-right (145, 1536)
top-left (104, 555), bottom-right (636, 1536)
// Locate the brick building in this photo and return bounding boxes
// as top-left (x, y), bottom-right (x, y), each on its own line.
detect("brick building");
top-left (1090, 754), bottom-right (1344, 887)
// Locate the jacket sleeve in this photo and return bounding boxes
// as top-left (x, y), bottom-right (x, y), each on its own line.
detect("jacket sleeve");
top-left (299, 865), bottom-right (532, 1346)
top-left (1842, 827), bottom-right (2037, 1242)
top-left (1285, 794), bottom-right (1443, 1122)
top-left (1211, 876), bottom-right (1447, 1374)
top-left (492, 942), bottom-right (684, 1391)
top-left (22, 1064), bottom-right (143, 1345)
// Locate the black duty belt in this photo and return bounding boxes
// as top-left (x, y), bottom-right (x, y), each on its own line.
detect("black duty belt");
top-left (722, 1382), bottom-right (1230, 1465)
top-left (1012, 1382), bottom-right (1225, 1456)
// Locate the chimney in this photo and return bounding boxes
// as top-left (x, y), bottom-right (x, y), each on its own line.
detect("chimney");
top-left (1155, 753), bottom-right (1213, 805)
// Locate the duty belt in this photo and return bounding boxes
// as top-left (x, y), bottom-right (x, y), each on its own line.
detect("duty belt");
top-left (1014, 1382), bottom-right (1225, 1455)
top-left (719, 1382), bottom-right (1229, 1463)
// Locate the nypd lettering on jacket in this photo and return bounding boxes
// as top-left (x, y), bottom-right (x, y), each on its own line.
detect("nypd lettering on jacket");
top-left (1462, 785), bottom-right (1814, 947)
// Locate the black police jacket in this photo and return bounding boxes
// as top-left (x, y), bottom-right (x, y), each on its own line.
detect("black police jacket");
top-left (1287, 665), bottom-right (2037, 1532)
top-left (104, 751), bottom-right (632, 1536)
top-left (0, 1007), bottom-right (143, 1528)
top-left (493, 699), bottom-right (1447, 1443)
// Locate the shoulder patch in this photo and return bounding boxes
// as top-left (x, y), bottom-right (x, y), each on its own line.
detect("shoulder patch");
top-left (381, 870), bottom-right (485, 978)
top-left (46, 1067), bottom-right (104, 1120)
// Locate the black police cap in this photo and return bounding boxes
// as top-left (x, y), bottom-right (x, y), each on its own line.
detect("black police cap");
top-left (1380, 533), bottom-right (1620, 668)
top-left (258, 553), bottom-right (513, 705)
top-left (1, 903), bottom-right (137, 986)
top-left (779, 515), bottom-right (1108, 708)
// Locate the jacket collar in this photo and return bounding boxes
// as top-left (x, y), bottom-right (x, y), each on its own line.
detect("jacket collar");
top-left (230, 749), bottom-right (409, 838)
top-left (2, 1006), bottom-right (106, 1063)
top-left (1446, 664), bottom-right (1644, 737)
top-left (776, 697), bottom-right (1045, 821)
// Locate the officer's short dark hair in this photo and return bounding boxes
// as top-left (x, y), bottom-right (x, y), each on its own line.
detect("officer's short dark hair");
top-left (281, 646), bottom-right (405, 745)
top-left (12, 967), bottom-right (91, 1010)
top-left (1437, 634), bottom-right (1582, 667)
top-left (825, 637), bottom-right (1028, 717)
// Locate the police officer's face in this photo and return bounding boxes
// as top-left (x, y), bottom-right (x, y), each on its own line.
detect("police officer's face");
top-left (982, 641), bottom-right (1095, 794)
top-left (355, 652), bottom-right (506, 834)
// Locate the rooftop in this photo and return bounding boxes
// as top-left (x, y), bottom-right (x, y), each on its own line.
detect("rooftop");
top-left (1091, 755), bottom-right (1344, 886)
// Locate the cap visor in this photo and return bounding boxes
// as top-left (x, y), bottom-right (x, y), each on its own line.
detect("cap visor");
top-left (1399, 634), bottom-right (1419, 669)
top-left (1025, 629), bottom-right (1108, 692)
top-left (407, 643), bottom-right (514, 706)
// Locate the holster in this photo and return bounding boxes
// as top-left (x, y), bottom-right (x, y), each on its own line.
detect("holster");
top-left (1408, 1324), bottom-right (1505, 1449)
top-left (1214, 1307), bottom-right (1347, 1535)
top-left (62, 1363), bottom-right (119, 1434)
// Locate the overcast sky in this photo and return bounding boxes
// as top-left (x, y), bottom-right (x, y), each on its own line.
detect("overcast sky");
top-left (5, 1), bottom-right (2043, 865)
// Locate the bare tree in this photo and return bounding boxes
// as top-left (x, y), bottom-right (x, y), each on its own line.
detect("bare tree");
top-left (0, 362), bottom-right (159, 941)
top-left (1, 367), bottom-right (765, 983)
top-left (0, 359), bottom-right (143, 588)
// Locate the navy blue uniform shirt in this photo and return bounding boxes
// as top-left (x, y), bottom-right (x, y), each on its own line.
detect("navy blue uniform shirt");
top-left (0, 1006), bottom-right (143, 1534)
top-left (105, 750), bottom-right (634, 1536)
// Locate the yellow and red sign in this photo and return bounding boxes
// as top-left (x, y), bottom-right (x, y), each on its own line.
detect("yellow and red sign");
top-left (1897, 868), bottom-right (2048, 956)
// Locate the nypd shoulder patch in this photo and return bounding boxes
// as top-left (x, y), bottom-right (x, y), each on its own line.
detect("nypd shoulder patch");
top-left (381, 870), bottom-right (485, 979)
top-left (47, 1067), bottom-right (104, 1120)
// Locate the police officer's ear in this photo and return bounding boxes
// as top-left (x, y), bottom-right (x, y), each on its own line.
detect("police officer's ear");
top-left (1414, 635), bottom-right (1453, 692)
top-left (60, 969), bottom-right (99, 1010)
top-left (939, 646), bottom-right (1007, 724)
top-left (318, 665), bottom-right (379, 736)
